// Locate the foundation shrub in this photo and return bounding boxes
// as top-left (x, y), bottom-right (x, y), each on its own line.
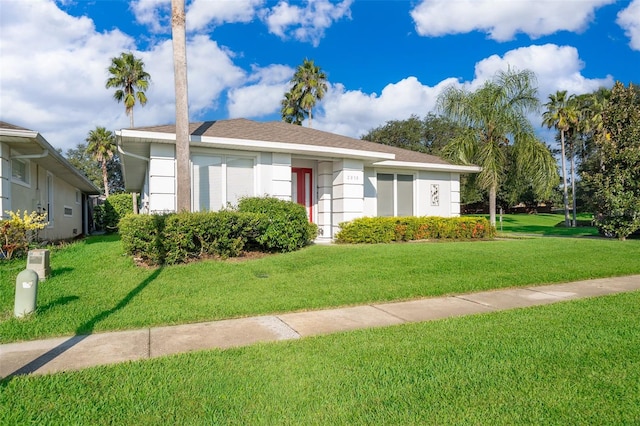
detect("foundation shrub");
top-left (237, 197), bottom-right (318, 252)
top-left (163, 211), bottom-right (263, 264)
top-left (119, 214), bottom-right (167, 265)
top-left (336, 216), bottom-right (494, 244)
top-left (95, 193), bottom-right (135, 231)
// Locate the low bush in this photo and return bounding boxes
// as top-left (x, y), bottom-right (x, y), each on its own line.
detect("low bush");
top-left (95, 193), bottom-right (135, 231)
top-left (0, 210), bottom-right (48, 260)
top-left (119, 197), bottom-right (317, 265)
top-left (335, 216), bottom-right (494, 244)
top-left (119, 214), bottom-right (167, 265)
top-left (237, 197), bottom-right (318, 252)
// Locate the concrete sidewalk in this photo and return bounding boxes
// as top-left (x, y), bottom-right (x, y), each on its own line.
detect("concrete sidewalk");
top-left (2, 275), bottom-right (639, 379)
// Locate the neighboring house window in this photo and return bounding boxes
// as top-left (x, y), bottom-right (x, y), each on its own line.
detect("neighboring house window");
top-left (64, 206), bottom-right (73, 217)
top-left (191, 154), bottom-right (255, 211)
top-left (11, 158), bottom-right (30, 185)
top-left (377, 173), bottom-right (414, 217)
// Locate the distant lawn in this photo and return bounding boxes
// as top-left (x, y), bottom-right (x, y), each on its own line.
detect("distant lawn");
top-left (487, 213), bottom-right (600, 236)
top-left (2, 291), bottom-right (639, 424)
top-left (2, 234), bottom-right (639, 343)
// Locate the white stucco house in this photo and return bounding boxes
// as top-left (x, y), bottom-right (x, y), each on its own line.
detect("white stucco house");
top-left (0, 122), bottom-right (101, 240)
top-left (117, 119), bottom-right (480, 241)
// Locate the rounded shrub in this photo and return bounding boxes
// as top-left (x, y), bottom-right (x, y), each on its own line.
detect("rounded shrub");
top-left (237, 196), bottom-right (318, 252)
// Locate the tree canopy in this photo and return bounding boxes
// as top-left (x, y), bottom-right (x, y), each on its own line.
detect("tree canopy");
top-left (437, 68), bottom-right (558, 226)
top-left (106, 52), bottom-right (151, 128)
top-left (281, 58), bottom-right (327, 128)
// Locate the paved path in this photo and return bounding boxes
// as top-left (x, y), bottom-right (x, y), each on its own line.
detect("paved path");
top-left (2, 275), bottom-right (639, 379)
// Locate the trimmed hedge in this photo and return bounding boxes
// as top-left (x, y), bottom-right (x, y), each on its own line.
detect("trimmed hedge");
top-left (335, 216), bottom-right (495, 244)
top-left (237, 197), bottom-right (318, 252)
top-left (119, 197), bottom-right (317, 265)
top-left (95, 193), bottom-right (135, 231)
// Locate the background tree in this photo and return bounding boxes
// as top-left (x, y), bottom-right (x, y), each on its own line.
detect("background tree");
top-left (281, 91), bottom-right (305, 125)
top-left (106, 51), bottom-right (151, 128)
top-left (86, 126), bottom-right (117, 197)
top-left (66, 143), bottom-right (124, 194)
top-left (171, 0), bottom-right (191, 212)
top-left (282, 58), bottom-right (327, 128)
top-left (542, 90), bottom-right (579, 227)
top-left (361, 113), bottom-right (462, 155)
top-left (437, 68), bottom-right (557, 226)
top-left (581, 82), bottom-right (640, 239)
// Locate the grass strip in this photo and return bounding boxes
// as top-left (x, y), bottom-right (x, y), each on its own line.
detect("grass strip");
top-left (2, 234), bottom-right (640, 343)
top-left (2, 291), bottom-right (639, 424)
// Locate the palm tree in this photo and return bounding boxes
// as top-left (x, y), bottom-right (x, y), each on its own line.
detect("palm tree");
top-left (106, 52), bottom-right (151, 128)
top-left (281, 91), bottom-right (305, 125)
top-left (285, 58), bottom-right (327, 128)
top-left (171, 0), bottom-right (191, 212)
top-left (86, 126), bottom-right (116, 197)
top-left (542, 90), bottom-right (579, 227)
top-left (437, 68), bottom-right (557, 227)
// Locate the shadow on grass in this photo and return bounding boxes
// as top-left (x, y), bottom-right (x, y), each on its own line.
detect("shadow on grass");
top-left (36, 295), bottom-right (80, 315)
top-left (3, 268), bottom-right (162, 380)
top-left (49, 267), bottom-right (74, 278)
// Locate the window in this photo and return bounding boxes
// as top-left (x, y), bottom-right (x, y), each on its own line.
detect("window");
top-left (377, 173), bottom-right (414, 217)
top-left (75, 190), bottom-right (81, 204)
top-left (191, 154), bottom-right (255, 211)
top-left (64, 206), bottom-right (73, 217)
top-left (11, 158), bottom-right (30, 185)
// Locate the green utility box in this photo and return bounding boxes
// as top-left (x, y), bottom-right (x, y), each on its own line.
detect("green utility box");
top-left (15, 269), bottom-right (39, 318)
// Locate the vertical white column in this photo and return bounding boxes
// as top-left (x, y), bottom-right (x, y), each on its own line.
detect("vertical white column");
top-left (271, 153), bottom-right (292, 201)
top-left (317, 161), bottom-right (333, 240)
top-left (0, 143), bottom-right (10, 219)
top-left (149, 143), bottom-right (176, 213)
top-left (450, 173), bottom-right (461, 216)
top-left (332, 159), bottom-right (364, 238)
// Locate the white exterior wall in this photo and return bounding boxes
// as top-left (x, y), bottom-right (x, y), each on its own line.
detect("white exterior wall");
top-left (363, 167), bottom-right (376, 217)
top-left (270, 153), bottom-right (292, 200)
top-left (8, 161), bottom-right (83, 240)
top-left (317, 161), bottom-right (333, 240)
top-left (332, 159), bottom-right (364, 237)
top-left (416, 170), bottom-right (455, 216)
top-left (0, 143), bottom-right (10, 219)
top-left (148, 143), bottom-right (176, 213)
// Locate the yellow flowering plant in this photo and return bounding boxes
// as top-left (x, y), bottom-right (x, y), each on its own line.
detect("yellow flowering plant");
top-left (0, 210), bottom-right (48, 260)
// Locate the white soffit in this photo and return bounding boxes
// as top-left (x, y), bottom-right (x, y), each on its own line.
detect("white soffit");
top-left (373, 160), bottom-right (482, 173)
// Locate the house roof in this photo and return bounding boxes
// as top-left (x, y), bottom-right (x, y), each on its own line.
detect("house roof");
top-left (0, 121), bottom-right (101, 194)
top-left (117, 118), bottom-right (481, 192)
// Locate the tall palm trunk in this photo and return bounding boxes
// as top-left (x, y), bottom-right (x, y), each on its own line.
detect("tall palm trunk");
top-left (172, 0), bottom-right (191, 212)
top-left (101, 160), bottom-right (110, 198)
top-left (560, 130), bottom-right (570, 227)
top-left (129, 107), bottom-right (134, 129)
top-left (569, 143), bottom-right (577, 227)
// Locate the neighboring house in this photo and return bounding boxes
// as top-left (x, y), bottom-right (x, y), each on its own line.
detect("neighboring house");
top-left (0, 122), bottom-right (101, 240)
top-left (117, 119), bottom-right (480, 241)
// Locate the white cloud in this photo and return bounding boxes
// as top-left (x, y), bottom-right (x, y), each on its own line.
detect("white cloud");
top-left (187, 0), bottom-right (264, 31)
top-left (617, 0), bottom-right (640, 50)
top-left (0, 0), bottom-right (246, 151)
top-left (131, 0), bottom-right (171, 33)
top-left (410, 0), bottom-right (614, 41)
top-left (227, 64), bottom-right (294, 118)
top-left (314, 77), bottom-right (458, 138)
top-left (311, 44), bottom-right (613, 139)
top-left (262, 0), bottom-right (353, 46)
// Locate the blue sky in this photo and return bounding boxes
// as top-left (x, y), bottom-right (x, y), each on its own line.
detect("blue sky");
top-left (1, 0), bottom-right (639, 152)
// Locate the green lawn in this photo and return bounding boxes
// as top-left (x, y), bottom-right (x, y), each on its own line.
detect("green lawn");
top-left (2, 233), bottom-right (639, 343)
top-left (490, 212), bottom-right (600, 236)
top-left (2, 291), bottom-right (639, 424)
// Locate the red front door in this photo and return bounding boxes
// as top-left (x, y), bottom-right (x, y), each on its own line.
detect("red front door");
top-left (292, 168), bottom-right (313, 222)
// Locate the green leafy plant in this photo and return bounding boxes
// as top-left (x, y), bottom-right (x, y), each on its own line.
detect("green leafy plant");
top-left (95, 193), bottom-right (135, 231)
top-left (336, 216), bottom-right (494, 244)
top-left (237, 197), bottom-right (318, 252)
top-left (0, 210), bottom-right (48, 259)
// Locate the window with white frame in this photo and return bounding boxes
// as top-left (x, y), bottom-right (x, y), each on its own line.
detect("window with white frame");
top-left (376, 173), bottom-right (414, 217)
top-left (191, 154), bottom-right (255, 211)
top-left (11, 158), bottom-right (30, 185)
top-left (64, 206), bottom-right (73, 217)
